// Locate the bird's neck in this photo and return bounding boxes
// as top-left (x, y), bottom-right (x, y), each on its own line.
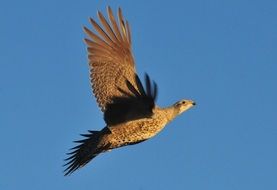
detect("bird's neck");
top-left (161, 106), bottom-right (179, 123)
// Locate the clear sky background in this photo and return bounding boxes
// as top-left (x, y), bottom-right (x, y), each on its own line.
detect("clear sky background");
top-left (0, 0), bottom-right (276, 189)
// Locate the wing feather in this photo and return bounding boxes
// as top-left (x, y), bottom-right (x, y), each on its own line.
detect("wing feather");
top-left (97, 11), bottom-right (119, 44)
top-left (108, 7), bottom-right (123, 42)
top-left (104, 73), bottom-right (158, 125)
top-left (118, 8), bottom-right (128, 44)
top-left (89, 17), bottom-right (115, 46)
top-left (126, 21), bottom-right (132, 44)
top-left (85, 7), bottom-right (136, 111)
top-left (83, 26), bottom-right (110, 48)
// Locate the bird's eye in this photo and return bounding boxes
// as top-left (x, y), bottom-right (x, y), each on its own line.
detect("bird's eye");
top-left (182, 101), bottom-right (186, 104)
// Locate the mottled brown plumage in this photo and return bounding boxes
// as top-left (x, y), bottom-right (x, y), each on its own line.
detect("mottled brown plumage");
top-left (64, 6), bottom-right (195, 176)
top-left (84, 7), bottom-right (136, 112)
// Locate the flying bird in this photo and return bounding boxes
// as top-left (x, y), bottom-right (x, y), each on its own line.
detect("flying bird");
top-left (64, 6), bottom-right (196, 176)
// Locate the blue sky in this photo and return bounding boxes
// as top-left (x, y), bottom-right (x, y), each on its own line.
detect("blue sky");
top-left (0, 0), bottom-right (276, 189)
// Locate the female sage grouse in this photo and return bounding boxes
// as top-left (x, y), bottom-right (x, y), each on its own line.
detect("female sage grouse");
top-left (64, 6), bottom-right (196, 175)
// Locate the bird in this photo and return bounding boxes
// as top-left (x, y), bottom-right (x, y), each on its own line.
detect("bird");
top-left (64, 6), bottom-right (196, 176)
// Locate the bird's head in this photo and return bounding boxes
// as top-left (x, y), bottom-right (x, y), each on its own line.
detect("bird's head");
top-left (173, 99), bottom-right (196, 115)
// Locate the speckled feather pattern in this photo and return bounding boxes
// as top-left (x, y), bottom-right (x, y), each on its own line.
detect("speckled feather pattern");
top-left (104, 107), bottom-right (170, 148)
top-left (90, 61), bottom-right (136, 111)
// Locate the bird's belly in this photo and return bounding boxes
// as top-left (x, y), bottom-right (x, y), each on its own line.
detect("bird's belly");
top-left (107, 117), bottom-right (167, 148)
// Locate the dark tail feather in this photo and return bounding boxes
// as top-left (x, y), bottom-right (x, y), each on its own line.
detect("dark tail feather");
top-left (64, 130), bottom-right (106, 176)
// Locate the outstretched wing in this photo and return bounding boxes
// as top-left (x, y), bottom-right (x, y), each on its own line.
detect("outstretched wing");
top-left (84, 7), bottom-right (137, 111)
top-left (104, 73), bottom-right (158, 126)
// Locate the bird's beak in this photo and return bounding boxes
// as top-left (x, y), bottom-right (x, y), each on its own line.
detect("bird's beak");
top-left (188, 100), bottom-right (196, 106)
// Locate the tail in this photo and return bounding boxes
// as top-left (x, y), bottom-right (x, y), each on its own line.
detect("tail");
top-left (63, 130), bottom-right (109, 176)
